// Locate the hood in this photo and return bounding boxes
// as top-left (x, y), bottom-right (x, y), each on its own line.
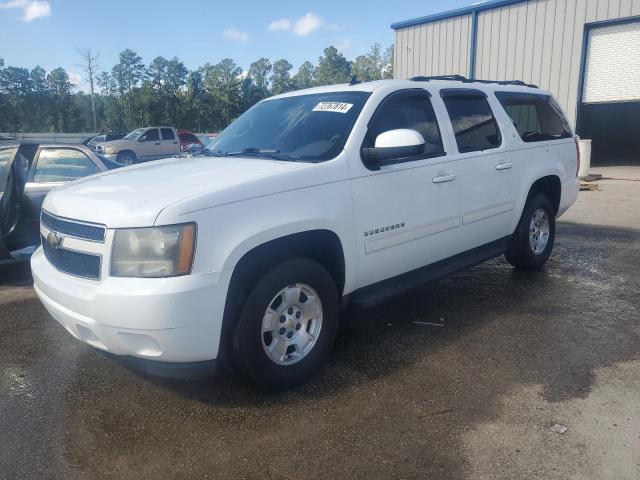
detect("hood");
top-left (99, 139), bottom-right (130, 150)
top-left (43, 155), bottom-right (308, 228)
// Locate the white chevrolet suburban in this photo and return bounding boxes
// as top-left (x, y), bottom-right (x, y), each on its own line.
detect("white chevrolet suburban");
top-left (31, 77), bottom-right (579, 389)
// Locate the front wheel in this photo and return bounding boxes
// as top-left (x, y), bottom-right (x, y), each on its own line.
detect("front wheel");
top-left (116, 151), bottom-right (137, 165)
top-left (231, 258), bottom-right (339, 390)
top-left (505, 193), bottom-right (556, 270)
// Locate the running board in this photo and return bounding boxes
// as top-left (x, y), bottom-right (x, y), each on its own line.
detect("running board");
top-left (348, 236), bottom-right (511, 308)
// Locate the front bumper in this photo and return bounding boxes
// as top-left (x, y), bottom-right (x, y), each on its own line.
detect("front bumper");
top-left (31, 247), bottom-right (232, 363)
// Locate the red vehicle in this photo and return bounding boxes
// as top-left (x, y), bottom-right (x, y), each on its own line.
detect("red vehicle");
top-left (177, 130), bottom-right (203, 151)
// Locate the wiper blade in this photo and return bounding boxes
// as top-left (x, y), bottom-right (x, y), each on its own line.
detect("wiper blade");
top-left (223, 147), bottom-right (290, 161)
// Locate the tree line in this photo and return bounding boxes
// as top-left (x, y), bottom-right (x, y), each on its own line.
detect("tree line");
top-left (0, 44), bottom-right (393, 134)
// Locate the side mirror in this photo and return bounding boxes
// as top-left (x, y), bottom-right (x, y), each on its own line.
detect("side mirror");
top-left (362, 129), bottom-right (425, 169)
top-left (139, 135), bottom-right (147, 142)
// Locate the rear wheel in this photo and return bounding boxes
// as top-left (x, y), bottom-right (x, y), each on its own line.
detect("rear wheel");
top-left (506, 193), bottom-right (556, 270)
top-left (231, 258), bottom-right (339, 390)
top-left (117, 151), bottom-right (136, 165)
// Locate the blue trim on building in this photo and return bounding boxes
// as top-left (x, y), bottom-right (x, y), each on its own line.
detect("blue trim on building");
top-left (469, 10), bottom-right (479, 79)
top-left (390, 0), bottom-right (527, 30)
top-left (575, 15), bottom-right (640, 133)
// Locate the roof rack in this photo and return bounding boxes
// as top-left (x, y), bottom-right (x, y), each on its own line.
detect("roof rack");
top-left (409, 75), bottom-right (538, 89)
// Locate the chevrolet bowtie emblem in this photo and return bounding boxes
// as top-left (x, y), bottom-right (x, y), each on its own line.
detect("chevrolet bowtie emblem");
top-left (46, 231), bottom-right (64, 249)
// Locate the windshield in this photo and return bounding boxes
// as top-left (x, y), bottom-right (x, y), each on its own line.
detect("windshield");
top-left (123, 128), bottom-right (145, 141)
top-left (207, 91), bottom-right (371, 162)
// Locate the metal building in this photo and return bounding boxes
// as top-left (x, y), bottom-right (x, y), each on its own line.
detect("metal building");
top-left (392, 0), bottom-right (640, 164)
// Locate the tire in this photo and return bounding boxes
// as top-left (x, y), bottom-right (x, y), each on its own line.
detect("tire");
top-left (117, 151), bottom-right (136, 165)
top-left (231, 258), bottom-right (339, 390)
top-left (506, 193), bottom-right (556, 270)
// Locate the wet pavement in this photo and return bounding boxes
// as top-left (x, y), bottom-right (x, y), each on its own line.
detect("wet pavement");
top-left (1, 168), bottom-right (639, 479)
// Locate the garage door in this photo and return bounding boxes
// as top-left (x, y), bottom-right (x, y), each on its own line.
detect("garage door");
top-left (582, 20), bottom-right (640, 104)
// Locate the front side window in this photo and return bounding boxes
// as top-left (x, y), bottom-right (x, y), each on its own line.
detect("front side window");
top-left (143, 129), bottom-right (160, 141)
top-left (160, 128), bottom-right (175, 140)
top-left (33, 148), bottom-right (99, 183)
top-left (442, 90), bottom-right (501, 153)
top-left (495, 92), bottom-right (573, 142)
top-left (362, 89), bottom-right (444, 161)
top-left (208, 91), bottom-right (371, 162)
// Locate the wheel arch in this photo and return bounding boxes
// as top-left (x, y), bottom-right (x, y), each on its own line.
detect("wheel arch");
top-left (526, 175), bottom-right (561, 214)
top-left (218, 228), bottom-right (347, 367)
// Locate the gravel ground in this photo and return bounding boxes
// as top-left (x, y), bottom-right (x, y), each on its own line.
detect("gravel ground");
top-left (1, 166), bottom-right (639, 479)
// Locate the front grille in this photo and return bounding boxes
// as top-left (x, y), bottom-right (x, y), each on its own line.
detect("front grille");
top-left (41, 211), bottom-right (105, 242)
top-left (42, 236), bottom-right (101, 280)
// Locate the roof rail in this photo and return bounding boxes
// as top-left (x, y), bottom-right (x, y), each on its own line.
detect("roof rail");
top-left (409, 75), bottom-right (538, 89)
top-left (410, 75), bottom-right (467, 82)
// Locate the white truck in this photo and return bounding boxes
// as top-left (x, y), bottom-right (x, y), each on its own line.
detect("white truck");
top-left (31, 77), bottom-right (579, 389)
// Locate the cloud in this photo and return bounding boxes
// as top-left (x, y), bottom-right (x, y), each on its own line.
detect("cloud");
top-left (267, 18), bottom-right (291, 32)
top-left (67, 72), bottom-right (81, 87)
top-left (267, 12), bottom-right (337, 36)
top-left (0, 0), bottom-right (51, 21)
top-left (222, 28), bottom-right (249, 43)
top-left (293, 12), bottom-right (324, 36)
top-left (335, 39), bottom-right (351, 53)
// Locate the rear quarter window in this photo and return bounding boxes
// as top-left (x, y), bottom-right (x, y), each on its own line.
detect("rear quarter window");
top-left (495, 92), bottom-right (572, 142)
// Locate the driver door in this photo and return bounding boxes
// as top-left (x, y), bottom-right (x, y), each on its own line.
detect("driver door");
top-left (137, 128), bottom-right (161, 160)
top-left (0, 145), bottom-right (21, 258)
top-left (349, 89), bottom-right (462, 289)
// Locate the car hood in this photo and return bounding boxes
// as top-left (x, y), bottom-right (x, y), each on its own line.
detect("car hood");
top-left (43, 155), bottom-right (309, 228)
top-left (98, 139), bottom-right (130, 150)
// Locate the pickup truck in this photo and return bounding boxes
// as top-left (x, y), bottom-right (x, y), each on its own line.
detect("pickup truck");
top-left (96, 127), bottom-right (181, 164)
top-left (31, 78), bottom-right (579, 389)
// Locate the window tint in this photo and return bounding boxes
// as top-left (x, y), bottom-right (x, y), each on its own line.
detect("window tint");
top-left (143, 129), bottom-right (160, 141)
top-left (364, 90), bottom-right (444, 159)
top-left (442, 92), bottom-right (501, 153)
top-left (495, 92), bottom-right (572, 142)
top-left (160, 128), bottom-right (175, 140)
top-left (33, 148), bottom-right (99, 183)
top-left (0, 147), bottom-right (17, 194)
top-left (179, 133), bottom-right (199, 143)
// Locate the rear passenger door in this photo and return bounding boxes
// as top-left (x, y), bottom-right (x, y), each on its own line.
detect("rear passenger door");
top-left (350, 89), bottom-right (461, 288)
top-left (160, 128), bottom-right (180, 156)
top-left (440, 89), bottom-right (516, 252)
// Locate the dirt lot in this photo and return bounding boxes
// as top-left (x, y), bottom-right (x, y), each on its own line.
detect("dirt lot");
top-left (1, 167), bottom-right (639, 480)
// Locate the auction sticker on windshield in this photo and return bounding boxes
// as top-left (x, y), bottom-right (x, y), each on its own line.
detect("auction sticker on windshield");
top-left (313, 102), bottom-right (354, 113)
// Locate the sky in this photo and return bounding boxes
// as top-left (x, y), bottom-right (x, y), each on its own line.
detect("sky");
top-left (0, 0), bottom-right (473, 91)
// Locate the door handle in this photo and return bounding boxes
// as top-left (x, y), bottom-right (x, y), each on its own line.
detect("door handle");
top-left (432, 173), bottom-right (456, 183)
top-left (173, 141), bottom-right (178, 144)
top-left (154, 142), bottom-right (161, 145)
top-left (495, 162), bottom-right (513, 170)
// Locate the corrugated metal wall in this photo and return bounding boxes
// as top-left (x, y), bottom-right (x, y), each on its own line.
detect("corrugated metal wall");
top-left (394, 0), bottom-right (640, 125)
top-left (394, 14), bottom-right (473, 80)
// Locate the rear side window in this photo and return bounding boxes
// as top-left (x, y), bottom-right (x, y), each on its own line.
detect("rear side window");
top-left (495, 92), bottom-right (572, 142)
top-left (161, 128), bottom-right (175, 140)
top-left (441, 90), bottom-right (501, 153)
top-left (363, 89), bottom-right (444, 159)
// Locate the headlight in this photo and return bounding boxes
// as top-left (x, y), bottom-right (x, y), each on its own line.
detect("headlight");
top-left (111, 223), bottom-right (196, 278)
